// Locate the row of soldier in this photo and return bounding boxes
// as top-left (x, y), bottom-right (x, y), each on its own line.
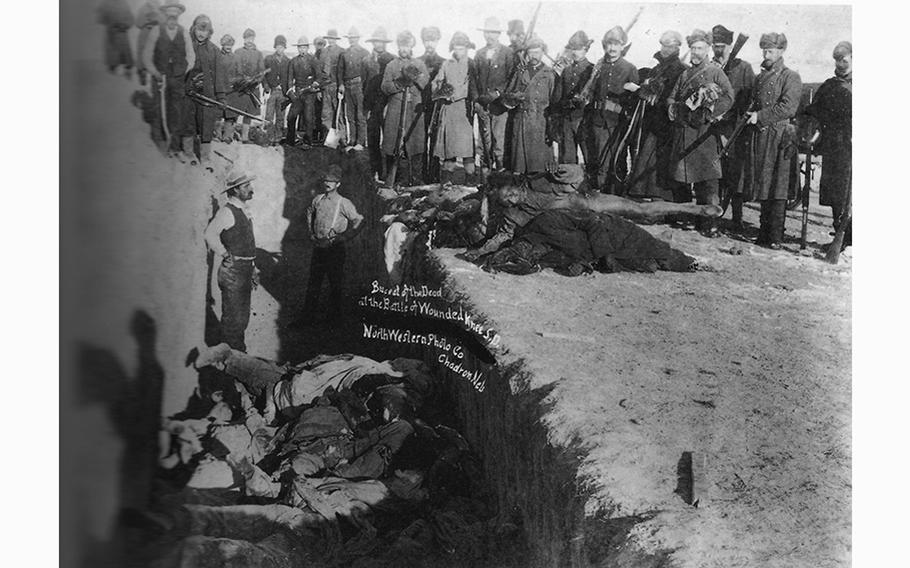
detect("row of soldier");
top-left (100, 1), bottom-right (851, 251)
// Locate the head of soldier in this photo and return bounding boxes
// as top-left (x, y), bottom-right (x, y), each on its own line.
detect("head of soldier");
top-left (450, 32), bottom-right (473, 61)
top-left (423, 28), bottom-right (441, 55)
top-left (220, 35), bottom-right (235, 54)
top-left (710, 26), bottom-right (733, 61)
top-left (566, 31), bottom-right (590, 62)
top-left (314, 37), bottom-right (327, 52)
top-left (759, 33), bottom-right (787, 68)
top-left (686, 30), bottom-right (712, 65)
top-left (326, 31), bottom-right (339, 47)
top-left (833, 41), bottom-right (852, 77)
top-left (347, 30), bottom-right (361, 48)
top-left (243, 29), bottom-right (255, 48)
top-left (397, 32), bottom-right (416, 58)
top-left (525, 36), bottom-right (545, 64)
top-left (659, 31), bottom-right (682, 59)
top-left (480, 18), bottom-right (502, 47)
top-left (322, 165), bottom-right (343, 194)
top-left (711, 41), bottom-right (728, 60)
top-left (274, 36), bottom-right (287, 56)
top-left (602, 27), bottom-right (626, 62)
top-left (297, 41), bottom-right (309, 56)
top-left (369, 38), bottom-right (387, 54)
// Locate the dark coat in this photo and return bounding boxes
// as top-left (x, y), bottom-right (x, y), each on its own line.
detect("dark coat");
top-left (511, 62), bottom-right (558, 173)
top-left (555, 58), bottom-right (593, 120)
top-left (233, 45), bottom-right (265, 115)
top-left (363, 50), bottom-right (396, 108)
top-left (805, 74), bottom-right (851, 208)
top-left (191, 40), bottom-right (221, 99)
top-left (264, 52), bottom-right (290, 91)
top-left (286, 53), bottom-right (321, 92)
top-left (339, 45), bottom-right (370, 82)
top-left (742, 58), bottom-right (802, 200)
top-left (586, 57), bottom-right (639, 128)
top-left (381, 57), bottom-right (430, 156)
top-left (668, 60), bottom-right (734, 183)
top-left (473, 43), bottom-right (515, 114)
top-left (318, 44), bottom-right (345, 85)
top-left (217, 49), bottom-right (240, 117)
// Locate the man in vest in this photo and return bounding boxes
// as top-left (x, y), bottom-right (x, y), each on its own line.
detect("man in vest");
top-left (141, 1), bottom-right (196, 162)
top-left (303, 164), bottom-right (364, 323)
top-left (205, 171), bottom-right (258, 352)
top-left (474, 17), bottom-right (515, 172)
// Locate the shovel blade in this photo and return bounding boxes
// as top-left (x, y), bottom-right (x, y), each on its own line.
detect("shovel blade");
top-left (324, 128), bottom-right (341, 149)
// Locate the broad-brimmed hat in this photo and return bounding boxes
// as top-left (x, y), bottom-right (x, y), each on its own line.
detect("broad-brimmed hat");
top-left (711, 25), bottom-right (734, 45)
top-left (225, 170), bottom-right (256, 191)
top-left (367, 27), bottom-right (393, 43)
top-left (323, 164), bottom-right (343, 183)
top-left (344, 26), bottom-right (361, 38)
top-left (160, 2), bottom-right (186, 16)
top-left (293, 35), bottom-right (310, 46)
top-left (325, 28), bottom-right (341, 40)
top-left (478, 17), bottom-right (502, 33)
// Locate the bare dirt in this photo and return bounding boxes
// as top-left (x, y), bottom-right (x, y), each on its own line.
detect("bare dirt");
top-left (432, 201), bottom-right (851, 567)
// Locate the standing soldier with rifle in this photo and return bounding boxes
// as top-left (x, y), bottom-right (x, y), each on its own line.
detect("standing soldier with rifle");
top-left (626, 30), bottom-right (688, 200)
top-left (742, 32), bottom-right (803, 249)
top-left (263, 35), bottom-right (290, 145)
top-left (473, 17), bottom-right (515, 173)
top-left (363, 28), bottom-right (395, 179)
top-left (234, 29), bottom-right (265, 144)
top-left (142, 1), bottom-right (196, 163)
top-left (338, 27), bottom-right (370, 151)
top-left (284, 36), bottom-right (321, 147)
top-left (431, 32), bottom-right (479, 185)
top-left (805, 41), bottom-right (852, 255)
top-left (553, 31), bottom-right (594, 165)
top-left (186, 14), bottom-right (221, 170)
top-left (505, 35), bottom-right (558, 174)
top-left (581, 25), bottom-right (639, 193)
top-left (381, 31), bottom-right (430, 186)
top-left (711, 24), bottom-right (755, 231)
top-left (667, 29), bottom-right (734, 237)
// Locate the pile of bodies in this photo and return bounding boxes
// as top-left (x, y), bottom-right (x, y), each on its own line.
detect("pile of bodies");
top-left (378, 164), bottom-right (717, 280)
top-left (149, 346), bottom-right (523, 566)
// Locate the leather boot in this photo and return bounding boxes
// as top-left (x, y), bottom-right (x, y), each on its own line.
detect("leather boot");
top-left (452, 167), bottom-right (467, 185)
top-left (180, 136), bottom-right (197, 165)
top-left (241, 123), bottom-right (251, 143)
top-left (439, 168), bottom-right (454, 185)
top-left (768, 199), bottom-right (787, 246)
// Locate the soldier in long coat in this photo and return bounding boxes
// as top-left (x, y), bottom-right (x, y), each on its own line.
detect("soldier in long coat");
top-left (473, 17), bottom-right (515, 171)
top-left (338, 27), bottom-right (370, 149)
top-left (96, 0), bottom-right (135, 77)
top-left (187, 15), bottom-right (222, 169)
top-left (217, 35), bottom-right (239, 142)
top-left (432, 32), bottom-right (478, 184)
top-left (667, 29), bottom-right (734, 236)
top-left (381, 31), bottom-right (430, 186)
top-left (363, 28), bottom-right (396, 178)
top-left (508, 36), bottom-right (558, 174)
top-left (234, 29), bottom-right (265, 144)
top-left (742, 32), bottom-right (802, 248)
top-left (804, 41), bottom-right (852, 250)
top-left (552, 30), bottom-right (594, 165)
top-left (711, 24), bottom-right (756, 229)
top-left (582, 26), bottom-right (639, 193)
top-left (627, 31), bottom-right (688, 200)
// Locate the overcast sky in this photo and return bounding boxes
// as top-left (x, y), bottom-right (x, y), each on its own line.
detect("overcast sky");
top-left (96, 0), bottom-right (850, 83)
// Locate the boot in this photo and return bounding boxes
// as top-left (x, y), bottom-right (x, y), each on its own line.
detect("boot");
top-left (241, 123), bottom-right (251, 143)
top-left (200, 143), bottom-right (213, 172)
top-left (439, 168), bottom-right (454, 186)
top-left (180, 136), bottom-right (197, 165)
top-left (451, 167), bottom-right (467, 186)
top-left (223, 121), bottom-right (237, 143)
top-left (768, 199), bottom-right (787, 247)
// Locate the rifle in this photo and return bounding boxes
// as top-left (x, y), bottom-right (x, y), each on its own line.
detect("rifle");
top-left (620, 7), bottom-right (644, 58)
top-left (385, 80), bottom-right (412, 186)
top-left (187, 91), bottom-right (267, 123)
top-left (424, 100), bottom-right (443, 182)
top-left (825, 174), bottom-right (851, 264)
top-left (501, 2), bottom-right (543, 108)
top-left (799, 88), bottom-right (816, 249)
top-left (724, 33), bottom-right (750, 74)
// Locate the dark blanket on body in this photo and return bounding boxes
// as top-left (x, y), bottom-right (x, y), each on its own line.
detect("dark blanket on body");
top-left (478, 209), bottom-right (698, 275)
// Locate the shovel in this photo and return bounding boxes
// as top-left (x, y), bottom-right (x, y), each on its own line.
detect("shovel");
top-left (324, 89), bottom-right (346, 149)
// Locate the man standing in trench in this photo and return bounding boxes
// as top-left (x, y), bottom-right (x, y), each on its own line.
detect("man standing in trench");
top-left (205, 171), bottom-right (258, 352)
top-left (303, 165), bottom-right (364, 323)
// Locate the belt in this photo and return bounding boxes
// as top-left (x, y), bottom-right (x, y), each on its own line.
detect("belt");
top-left (231, 256), bottom-right (256, 262)
top-left (343, 77), bottom-right (362, 85)
top-left (593, 100), bottom-right (622, 113)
